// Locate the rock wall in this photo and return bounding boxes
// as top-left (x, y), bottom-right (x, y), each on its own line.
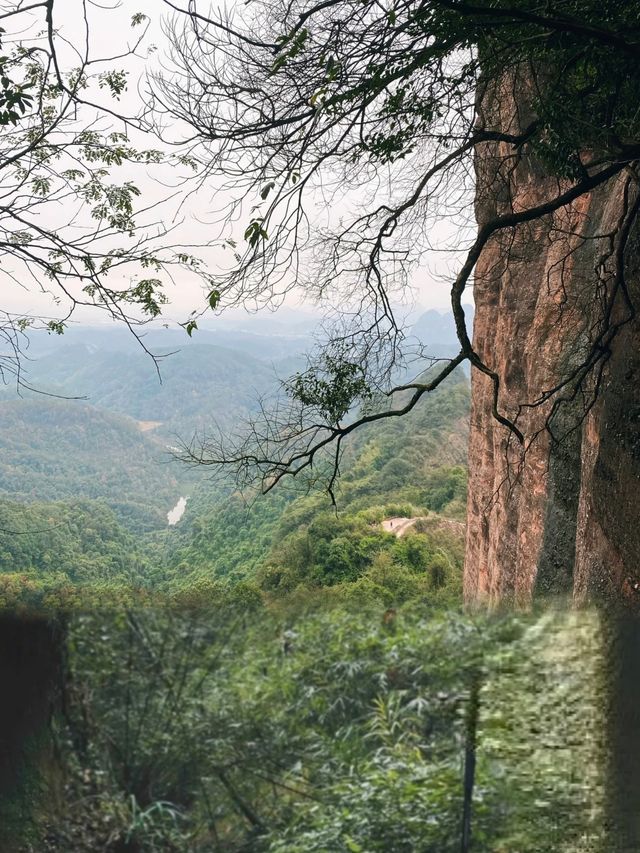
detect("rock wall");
top-left (463, 77), bottom-right (640, 607)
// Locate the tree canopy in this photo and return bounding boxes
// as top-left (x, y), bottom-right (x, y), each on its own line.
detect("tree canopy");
top-left (0, 1), bottom-right (217, 385)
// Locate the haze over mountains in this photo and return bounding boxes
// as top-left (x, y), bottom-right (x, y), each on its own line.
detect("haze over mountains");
top-left (408, 304), bottom-right (474, 355)
top-left (0, 308), bottom-right (467, 533)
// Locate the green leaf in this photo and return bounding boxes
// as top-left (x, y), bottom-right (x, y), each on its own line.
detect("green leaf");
top-left (260, 181), bottom-right (275, 200)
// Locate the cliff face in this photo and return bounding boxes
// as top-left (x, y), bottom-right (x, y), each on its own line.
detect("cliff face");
top-left (464, 80), bottom-right (640, 607)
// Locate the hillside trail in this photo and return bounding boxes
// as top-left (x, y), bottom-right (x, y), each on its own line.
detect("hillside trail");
top-left (381, 516), bottom-right (465, 538)
top-left (381, 517), bottom-right (424, 537)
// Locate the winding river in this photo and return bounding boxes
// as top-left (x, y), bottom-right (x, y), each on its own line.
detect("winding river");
top-left (167, 496), bottom-right (188, 525)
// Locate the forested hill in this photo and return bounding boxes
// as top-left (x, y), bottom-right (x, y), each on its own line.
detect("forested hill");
top-left (15, 341), bottom-right (289, 438)
top-left (166, 369), bottom-right (470, 599)
top-left (15, 309), bottom-right (466, 435)
top-left (0, 499), bottom-right (150, 591)
top-left (0, 398), bottom-right (187, 531)
top-left (0, 326), bottom-right (309, 537)
top-left (0, 317), bottom-right (471, 602)
top-left (0, 309), bottom-right (466, 501)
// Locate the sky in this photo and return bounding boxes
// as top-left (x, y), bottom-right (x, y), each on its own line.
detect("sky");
top-left (1, 0), bottom-right (473, 333)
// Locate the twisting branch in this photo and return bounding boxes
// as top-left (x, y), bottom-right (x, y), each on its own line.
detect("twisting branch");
top-left (449, 160), bottom-right (628, 443)
top-left (158, 0), bottom-right (640, 497)
top-left (179, 351), bottom-right (466, 502)
top-left (513, 167), bottom-right (640, 448)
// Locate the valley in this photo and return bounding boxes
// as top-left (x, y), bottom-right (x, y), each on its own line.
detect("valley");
top-left (0, 316), bottom-right (609, 851)
top-left (0, 1), bottom-right (637, 847)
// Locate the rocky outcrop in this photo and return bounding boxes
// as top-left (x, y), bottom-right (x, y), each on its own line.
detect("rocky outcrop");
top-left (463, 76), bottom-right (640, 607)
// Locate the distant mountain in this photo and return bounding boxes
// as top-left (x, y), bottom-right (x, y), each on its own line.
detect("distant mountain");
top-left (214, 305), bottom-right (322, 337)
top-left (0, 326), bottom-right (311, 534)
top-left (21, 322), bottom-right (312, 363)
top-left (13, 341), bottom-right (291, 439)
top-left (409, 305), bottom-right (475, 355)
top-left (17, 312), bottom-right (471, 435)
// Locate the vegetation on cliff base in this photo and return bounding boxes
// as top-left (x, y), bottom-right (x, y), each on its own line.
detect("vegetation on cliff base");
top-left (39, 604), bottom-right (604, 852)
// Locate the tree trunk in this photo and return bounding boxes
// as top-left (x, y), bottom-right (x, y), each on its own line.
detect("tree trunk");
top-left (0, 614), bottom-right (64, 851)
top-left (460, 670), bottom-right (481, 853)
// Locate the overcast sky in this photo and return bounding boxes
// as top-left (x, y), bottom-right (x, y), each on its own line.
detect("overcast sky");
top-left (3, 0), bottom-right (472, 331)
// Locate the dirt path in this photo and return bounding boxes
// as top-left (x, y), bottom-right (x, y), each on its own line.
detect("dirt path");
top-left (381, 515), bottom-right (466, 538)
top-left (381, 516), bottom-right (428, 537)
top-left (136, 420), bottom-right (163, 432)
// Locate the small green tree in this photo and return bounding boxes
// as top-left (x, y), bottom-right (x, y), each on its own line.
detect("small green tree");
top-left (0, 3), bottom-right (213, 386)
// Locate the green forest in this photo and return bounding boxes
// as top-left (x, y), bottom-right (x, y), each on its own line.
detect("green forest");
top-left (0, 0), bottom-right (638, 849)
top-left (0, 355), bottom-right (470, 609)
top-left (50, 606), bottom-right (604, 852)
top-left (0, 345), bottom-right (609, 851)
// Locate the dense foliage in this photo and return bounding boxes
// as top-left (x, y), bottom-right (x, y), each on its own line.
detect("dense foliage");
top-left (0, 499), bottom-right (162, 612)
top-left (48, 602), bottom-right (606, 852)
top-left (0, 399), bottom-right (188, 531)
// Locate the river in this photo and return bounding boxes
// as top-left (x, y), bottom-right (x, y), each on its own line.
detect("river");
top-left (167, 496), bottom-right (188, 525)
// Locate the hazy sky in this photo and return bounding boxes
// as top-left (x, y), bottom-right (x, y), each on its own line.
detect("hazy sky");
top-left (3, 0), bottom-right (472, 331)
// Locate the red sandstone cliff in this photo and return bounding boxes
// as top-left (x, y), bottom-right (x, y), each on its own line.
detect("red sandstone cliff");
top-left (463, 79), bottom-right (640, 607)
